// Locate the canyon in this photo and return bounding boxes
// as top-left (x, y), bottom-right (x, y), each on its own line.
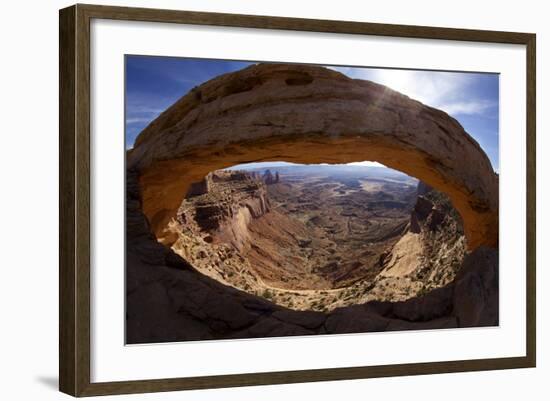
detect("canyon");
top-left (165, 164), bottom-right (466, 313)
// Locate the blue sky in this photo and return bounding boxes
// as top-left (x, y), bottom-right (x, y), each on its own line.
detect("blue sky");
top-left (126, 56), bottom-right (499, 171)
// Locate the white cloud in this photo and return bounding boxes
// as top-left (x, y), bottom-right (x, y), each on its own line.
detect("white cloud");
top-left (346, 161), bottom-right (385, 167)
top-left (437, 100), bottom-right (497, 116)
top-left (125, 117), bottom-right (154, 124)
top-left (125, 104), bottom-right (165, 125)
top-left (329, 66), bottom-right (494, 117)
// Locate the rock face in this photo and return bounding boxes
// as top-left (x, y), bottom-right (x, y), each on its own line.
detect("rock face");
top-left (127, 63), bottom-right (498, 250)
top-left (360, 181), bottom-right (466, 303)
top-left (260, 169), bottom-right (279, 185)
top-left (385, 184), bottom-right (466, 286)
top-left (453, 246), bottom-right (499, 327)
top-left (176, 170), bottom-right (269, 250)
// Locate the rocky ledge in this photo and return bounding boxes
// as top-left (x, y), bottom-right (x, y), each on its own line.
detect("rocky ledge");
top-left (176, 170), bottom-right (270, 250)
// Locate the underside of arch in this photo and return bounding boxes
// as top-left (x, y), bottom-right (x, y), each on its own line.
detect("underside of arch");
top-left (128, 63), bottom-right (498, 250)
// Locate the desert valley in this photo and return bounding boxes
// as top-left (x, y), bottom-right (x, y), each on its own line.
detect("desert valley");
top-left (166, 163), bottom-right (466, 313)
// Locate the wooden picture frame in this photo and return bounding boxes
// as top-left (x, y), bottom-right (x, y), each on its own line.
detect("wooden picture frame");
top-left (59, 3), bottom-right (536, 397)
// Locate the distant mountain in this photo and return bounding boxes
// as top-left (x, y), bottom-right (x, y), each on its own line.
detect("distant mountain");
top-left (227, 162), bottom-right (418, 185)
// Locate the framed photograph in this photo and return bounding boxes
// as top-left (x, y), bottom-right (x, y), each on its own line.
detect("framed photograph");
top-left (59, 4), bottom-right (536, 397)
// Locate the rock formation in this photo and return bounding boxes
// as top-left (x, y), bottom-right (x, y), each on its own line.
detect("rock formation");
top-left (260, 169), bottom-right (279, 185)
top-left (125, 63), bottom-right (499, 344)
top-left (127, 63), bottom-right (498, 250)
top-left (175, 170), bottom-right (270, 249)
top-left (379, 183), bottom-right (466, 297)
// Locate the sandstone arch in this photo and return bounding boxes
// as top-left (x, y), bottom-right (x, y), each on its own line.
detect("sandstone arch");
top-left (128, 63), bottom-right (498, 250)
